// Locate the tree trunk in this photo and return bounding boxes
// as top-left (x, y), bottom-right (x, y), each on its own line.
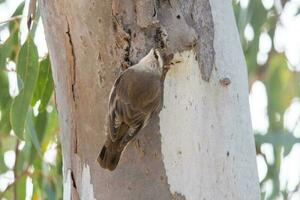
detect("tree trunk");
top-left (39, 0), bottom-right (259, 199)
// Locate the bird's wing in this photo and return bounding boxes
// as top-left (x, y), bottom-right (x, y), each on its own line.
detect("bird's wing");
top-left (108, 67), bottom-right (162, 143)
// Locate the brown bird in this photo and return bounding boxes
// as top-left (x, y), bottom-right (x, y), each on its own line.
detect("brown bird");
top-left (97, 48), bottom-right (171, 171)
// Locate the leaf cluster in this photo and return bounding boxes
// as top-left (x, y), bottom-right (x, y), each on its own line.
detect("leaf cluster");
top-left (0, 1), bottom-right (62, 199)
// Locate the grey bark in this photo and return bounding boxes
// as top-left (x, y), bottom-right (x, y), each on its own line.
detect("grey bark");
top-left (39, 0), bottom-right (259, 199)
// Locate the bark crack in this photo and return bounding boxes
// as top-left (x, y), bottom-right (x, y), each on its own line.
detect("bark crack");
top-left (70, 169), bottom-right (80, 200)
top-left (65, 19), bottom-right (78, 154)
top-left (71, 170), bottom-right (77, 189)
top-left (66, 21), bottom-right (77, 101)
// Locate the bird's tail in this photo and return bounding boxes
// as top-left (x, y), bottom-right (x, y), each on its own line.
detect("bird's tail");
top-left (97, 140), bottom-right (122, 171)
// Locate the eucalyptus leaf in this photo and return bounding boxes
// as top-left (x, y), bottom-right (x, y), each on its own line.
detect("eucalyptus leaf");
top-left (0, 148), bottom-right (8, 173)
top-left (9, 1), bottom-right (25, 32)
top-left (0, 135), bottom-right (17, 151)
top-left (0, 71), bottom-right (10, 105)
top-left (0, 99), bottom-right (12, 134)
top-left (17, 73), bottom-right (24, 92)
top-left (43, 181), bottom-right (56, 200)
top-left (26, 110), bottom-right (42, 157)
top-left (32, 55), bottom-right (54, 112)
top-left (16, 176), bottom-right (26, 200)
top-left (10, 36), bottom-right (39, 139)
top-left (15, 139), bottom-right (32, 175)
top-left (0, 33), bottom-right (17, 70)
top-left (34, 111), bottom-right (48, 144)
top-left (0, 72), bottom-right (12, 134)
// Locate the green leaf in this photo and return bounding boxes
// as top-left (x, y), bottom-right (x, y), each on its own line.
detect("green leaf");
top-left (0, 42), bottom-right (9, 69)
top-left (33, 157), bottom-right (43, 196)
top-left (283, 144), bottom-right (293, 157)
top-left (0, 72), bottom-right (12, 134)
top-left (10, 37), bottom-right (39, 139)
top-left (17, 73), bottom-right (24, 91)
top-left (16, 176), bottom-right (26, 200)
top-left (8, 1), bottom-right (25, 32)
top-left (43, 181), bottom-right (56, 200)
top-left (0, 99), bottom-right (12, 134)
top-left (0, 2), bottom-right (24, 68)
top-left (16, 138), bottom-right (32, 175)
top-left (41, 107), bottom-right (58, 151)
top-left (0, 135), bottom-right (17, 151)
top-left (1, 186), bottom-right (14, 200)
top-left (34, 111), bottom-right (48, 143)
top-left (246, 0), bottom-right (267, 74)
top-left (26, 110), bottom-right (42, 157)
top-left (32, 55), bottom-right (54, 112)
top-left (0, 1), bottom-right (24, 53)
top-left (0, 31), bottom-right (18, 70)
top-left (266, 54), bottom-right (297, 121)
top-left (0, 72), bottom-right (10, 106)
top-left (0, 145), bottom-right (8, 173)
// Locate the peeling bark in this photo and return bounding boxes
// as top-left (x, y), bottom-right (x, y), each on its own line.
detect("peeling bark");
top-left (40, 0), bottom-right (259, 199)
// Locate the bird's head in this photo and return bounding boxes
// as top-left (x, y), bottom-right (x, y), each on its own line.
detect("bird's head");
top-left (139, 48), bottom-right (173, 77)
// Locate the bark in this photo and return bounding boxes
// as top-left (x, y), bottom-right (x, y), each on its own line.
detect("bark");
top-left (39, 0), bottom-right (260, 199)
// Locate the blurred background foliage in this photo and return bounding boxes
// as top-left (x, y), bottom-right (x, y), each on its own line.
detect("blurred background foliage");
top-left (234, 0), bottom-right (300, 199)
top-left (0, 1), bottom-right (62, 200)
top-left (0, 0), bottom-right (299, 199)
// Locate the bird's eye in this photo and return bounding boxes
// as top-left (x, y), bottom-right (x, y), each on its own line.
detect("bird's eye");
top-left (154, 50), bottom-right (158, 60)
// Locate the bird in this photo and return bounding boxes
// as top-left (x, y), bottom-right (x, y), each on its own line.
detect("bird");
top-left (97, 48), bottom-right (171, 171)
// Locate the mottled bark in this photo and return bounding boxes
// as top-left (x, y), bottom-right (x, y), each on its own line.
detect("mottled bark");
top-left (39, 0), bottom-right (259, 199)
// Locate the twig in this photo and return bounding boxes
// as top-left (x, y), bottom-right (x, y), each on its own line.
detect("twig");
top-left (0, 15), bottom-right (22, 26)
top-left (27, 0), bottom-right (37, 29)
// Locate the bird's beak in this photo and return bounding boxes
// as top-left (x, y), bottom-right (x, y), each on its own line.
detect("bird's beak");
top-left (164, 64), bottom-right (171, 70)
top-left (163, 64), bottom-right (171, 76)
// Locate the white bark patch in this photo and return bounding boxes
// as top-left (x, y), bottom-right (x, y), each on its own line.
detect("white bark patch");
top-left (79, 164), bottom-right (96, 200)
top-left (63, 169), bottom-right (72, 200)
top-left (160, 49), bottom-right (259, 199)
top-left (160, 51), bottom-right (204, 200)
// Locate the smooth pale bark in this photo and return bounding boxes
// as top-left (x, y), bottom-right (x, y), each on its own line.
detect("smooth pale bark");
top-left (39, 0), bottom-right (259, 199)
